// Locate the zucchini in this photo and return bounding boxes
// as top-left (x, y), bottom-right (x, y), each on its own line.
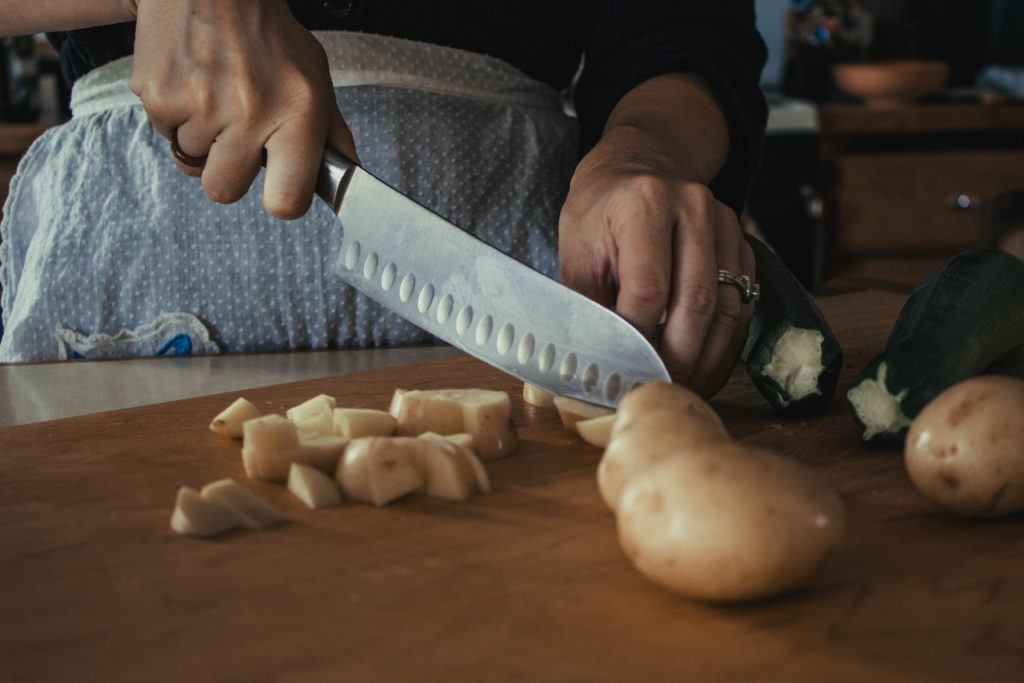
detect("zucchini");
top-left (742, 235), bottom-right (844, 415)
top-left (846, 249), bottom-right (1024, 445)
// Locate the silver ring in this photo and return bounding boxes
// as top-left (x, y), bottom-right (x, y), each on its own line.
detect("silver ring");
top-left (717, 269), bottom-right (760, 303)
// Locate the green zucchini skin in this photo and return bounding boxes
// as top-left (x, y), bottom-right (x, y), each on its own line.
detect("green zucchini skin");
top-left (847, 249), bottom-right (1024, 445)
top-left (742, 235), bottom-right (844, 416)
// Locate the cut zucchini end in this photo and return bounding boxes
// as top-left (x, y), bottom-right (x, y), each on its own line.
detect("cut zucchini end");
top-left (760, 327), bottom-right (826, 407)
top-left (846, 362), bottom-right (913, 443)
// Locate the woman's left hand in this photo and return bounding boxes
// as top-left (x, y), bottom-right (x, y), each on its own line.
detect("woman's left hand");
top-left (558, 74), bottom-right (756, 398)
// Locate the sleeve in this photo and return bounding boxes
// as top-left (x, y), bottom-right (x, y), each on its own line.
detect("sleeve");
top-left (574, 0), bottom-right (768, 216)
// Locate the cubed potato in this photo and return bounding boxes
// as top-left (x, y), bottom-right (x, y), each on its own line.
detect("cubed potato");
top-left (170, 486), bottom-right (240, 538)
top-left (333, 408), bottom-right (397, 438)
top-left (390, 388), bottom-right (518, 460)
top-left (200, 478), bottom-right (285, 530)
top-left (553, 396), bottom-right (614, 433)
top-left (288, 462), bottom-right (343, 509)
top-left (336, 436), bottom-right (425, 506)
top-left (210, 397), bottom-right (262, 438)
top-left (286, 394), bottom-right (336, 423)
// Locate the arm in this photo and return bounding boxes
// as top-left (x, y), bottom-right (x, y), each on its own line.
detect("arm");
top-left (0, 0), bottom-right (135, 37)
top-left (559, 73), bottom-right (755, 397)
top-left (559, 0), bottom-right (767, 398)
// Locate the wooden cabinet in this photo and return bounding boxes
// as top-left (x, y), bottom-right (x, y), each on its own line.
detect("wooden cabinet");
top-left (818, 103), bottom-right (1024, 286)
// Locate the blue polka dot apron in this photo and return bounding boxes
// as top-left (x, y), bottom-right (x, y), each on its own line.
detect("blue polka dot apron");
top-left (0, 31), bottom-right (577, 360)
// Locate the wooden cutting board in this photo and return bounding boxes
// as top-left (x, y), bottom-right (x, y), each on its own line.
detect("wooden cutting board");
top-left (2, 290), bottom-right (1022, 682)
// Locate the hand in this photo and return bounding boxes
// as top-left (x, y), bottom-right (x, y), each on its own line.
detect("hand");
top-left (559, 144), bottom-right (755, 398)
top-left (129, 0), bottom-right (359, 219)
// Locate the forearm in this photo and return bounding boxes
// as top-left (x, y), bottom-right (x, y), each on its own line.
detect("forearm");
top-left (581, 72), bottom-right (730, 187)
top-left (1, 0), bottom-right (137, 37)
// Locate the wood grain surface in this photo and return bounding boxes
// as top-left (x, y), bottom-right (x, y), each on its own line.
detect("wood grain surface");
top-left (2, 290), bottom-right (1023, 682)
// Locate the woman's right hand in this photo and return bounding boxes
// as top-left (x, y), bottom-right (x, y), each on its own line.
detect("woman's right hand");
top-left (129, 0), bottom-right (359, 219)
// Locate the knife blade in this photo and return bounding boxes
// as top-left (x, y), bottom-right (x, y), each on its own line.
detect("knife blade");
top-left (315, 147), bottom-right (670, 408)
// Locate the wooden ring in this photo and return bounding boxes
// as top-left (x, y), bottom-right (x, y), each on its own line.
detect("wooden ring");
top-left (170, 129), bottom-right (208, 168)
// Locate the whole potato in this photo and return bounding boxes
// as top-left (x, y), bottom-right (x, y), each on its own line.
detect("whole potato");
top-left (615, 441), bottom-right (845, 602)
top-left (598, 382), bottom-right (730, 510)
top-left (904, 375), bottom-right (1024, 517)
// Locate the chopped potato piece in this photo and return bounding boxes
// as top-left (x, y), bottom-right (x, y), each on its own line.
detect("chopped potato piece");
top-left (294, 411), bottom-right (334, 438)
top-left (419, 441), bottom-right (479, 502)
top-left (553, 396), bottom-right (614, 433)
top-left (333, 408), bottom-right (397, 438)
top-left (419, 431), bottom-right (475, 452)
top-left (243, 414), bottom-right (301, 454)
top-left (522, 382), bottom-right (556, 408)
top-left (200, 478), bottom-right (285, 530)
top-left (242, 415), bottom-right (304, 482)
top-left (286, 394), bottom-right (336, 423)
top-left (575, 413), bottom-right (616, 448)
top-left (390, 388), bottom-right (518, 460)
top-left (336, 436), bottom-right (425, 506)
top-left (419, 432), bottom-right (490, 493)
top-left (210, 397), bottom-right (262, 438)
top-left (288, 462), bottom-right (343, 509)
top-left (297, 434), bottom-right (349, 474)
top-left (170, 486), bottom-right (240, 538)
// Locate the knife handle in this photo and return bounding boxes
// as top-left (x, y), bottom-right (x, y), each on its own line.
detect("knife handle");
top-left (315, 146), bottom-right (359, 211)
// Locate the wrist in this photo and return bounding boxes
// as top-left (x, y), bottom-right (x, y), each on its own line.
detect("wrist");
top-left (595, 72), bottom-right (730, 186)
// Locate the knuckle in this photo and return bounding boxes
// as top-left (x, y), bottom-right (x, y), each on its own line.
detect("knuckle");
top-left (621, 272), bottom-right (669, 311)
top-left (677, 282), bottom-right (717, 318)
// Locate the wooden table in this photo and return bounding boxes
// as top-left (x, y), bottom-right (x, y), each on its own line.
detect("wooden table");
top-left (3, 289), bottom-right (1023, 682)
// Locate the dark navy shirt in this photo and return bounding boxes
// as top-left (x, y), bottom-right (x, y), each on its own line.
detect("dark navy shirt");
top-left (48, 0), bottom-right (767, 214)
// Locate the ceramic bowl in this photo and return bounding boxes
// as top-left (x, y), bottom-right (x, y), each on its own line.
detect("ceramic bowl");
top-left (832, 60), bottom-right (950, 107)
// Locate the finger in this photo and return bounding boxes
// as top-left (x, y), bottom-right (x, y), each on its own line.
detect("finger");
top-left (613, 210), bottom-right (673, 340)
top-left (261, 118), bottom-right (326, 220)
top-left (171, 119), bottom-right (216, 178)
top-left (685, 226), bottom-right (755, 396)
top-left (698, 240), bottom-right (758, 396)
top-left (658, 211), bottom-right (719, 383)
top-left (325, 103), bottom-right (360, 166)
top-left (199, 129), bottom-right (265, 205)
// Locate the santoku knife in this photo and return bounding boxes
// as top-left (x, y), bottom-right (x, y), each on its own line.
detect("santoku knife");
top-left (315, 147), bottom-right (670, 408)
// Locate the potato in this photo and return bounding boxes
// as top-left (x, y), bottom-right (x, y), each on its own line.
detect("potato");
top-left (295, 434), bottom-right (349, 474)
top-left (170, 486), bottom-right (240, 538)
top-left (333, 408), bottom-right (397, 438)
top-left (200, 478), bottom-right (285, 530)
top-left (905, 375), bottom-right (1024, 517)
top-left (336, 437), bottom-right (425, 506)
top-left (615, 442), bottom-right (845, 602)
top-left (418, 432), bottom-right (491, 493)
top-left (418, 441), bottom-right (480, 502)
top-left (600, 381), bottom-right (844, 602)
top-left (575, 413), bottom-right (616, 448)
top-left (242, 415), bottom-right (347, 481)
top-left (288, 462), bottom-right (343, 509)
top-left (286, 394), bottom-right (336, 423)
top-left (597, 382), bottom-right (730, 510)
top-left (390, 388), bottom-right (518, 460)
top-left (522, 381), bottom-right (556, 408)
top-left (210, 397), bottom-right (262, 438)
top-left (553, 396), bottom-right (614, 433)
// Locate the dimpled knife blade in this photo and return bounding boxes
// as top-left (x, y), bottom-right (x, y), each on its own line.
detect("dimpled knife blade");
top-left (316, 147), bottom-right (670, 408)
